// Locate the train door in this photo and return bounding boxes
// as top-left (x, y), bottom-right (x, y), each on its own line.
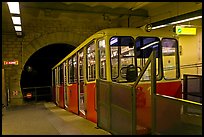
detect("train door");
top-left (160, 38), bottom-right (182, 98)
top-left (67, 55), bottom-right (79, 114)
top-left (55, 67), bottom-right (59, 105)
top-left (58, 64), bottom-right (65, 108)
top-left (78, 49), bottom-right (85, 117)
top-left (63, 61), bottom-right (69, 109)
top-left (85, 42), bottom-right (97, 123)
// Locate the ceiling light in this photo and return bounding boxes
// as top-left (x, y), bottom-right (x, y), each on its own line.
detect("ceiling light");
top-left (151, 10), bottom-right (202, 30)
top-left (170, 16), bottom-right (202, 25)
top-left (152, 24), bottom-right (168, 30)
top-left (11, 16), bottom-right (21, 25)
top-left (14, 26), bottom-right (22, 31)
top-left (7, 2), bottom-right (20, 14)
top-left (140, 41), bottom-right (159, 50)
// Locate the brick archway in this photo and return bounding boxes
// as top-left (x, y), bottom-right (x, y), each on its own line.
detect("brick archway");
top-left (9, 31), bottom-right (84, 105)
top-left (22, 31), bottom-right (83, 66)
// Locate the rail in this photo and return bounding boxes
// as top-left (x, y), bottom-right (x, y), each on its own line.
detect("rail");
top-left (22, 86), bottom-right (52, 102)
top-left (183, 74), bottom-right (202, 103)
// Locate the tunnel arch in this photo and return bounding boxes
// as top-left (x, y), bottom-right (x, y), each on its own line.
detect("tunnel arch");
top-left (22, 31), bottom-right (83, 66)
top-left (12, 31), bottom-right (85, 104)
top-left (20, 43), bottom-right (75, 102)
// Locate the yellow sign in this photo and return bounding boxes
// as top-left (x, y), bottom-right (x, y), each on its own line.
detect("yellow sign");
top-left (176, 26), bottom-right (196, 35)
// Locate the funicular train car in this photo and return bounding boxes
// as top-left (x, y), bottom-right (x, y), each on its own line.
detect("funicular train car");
top-left (52, 28), bottom-right (202, 135)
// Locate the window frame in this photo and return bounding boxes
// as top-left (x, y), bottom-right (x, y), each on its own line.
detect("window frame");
top-left (86, 41), bottom-right (96, 82)
top-left (161, 37), bottom-right (180, 80)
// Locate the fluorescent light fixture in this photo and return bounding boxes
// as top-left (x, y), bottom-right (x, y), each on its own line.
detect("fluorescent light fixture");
top-left (14, 26), bottom-right (22, 31)
top-left (140, 41), bottom-right (159, 50)
top-left (152, 14), bottom-right (202, 30)
top-left (7, 2), bottom-right (20, 14)
top-left (152, 24), bottom-right (168, 30)
top-left (170, 16), bottom-right (202, 25)
top-left (11, 16), bottom-right (21, 25)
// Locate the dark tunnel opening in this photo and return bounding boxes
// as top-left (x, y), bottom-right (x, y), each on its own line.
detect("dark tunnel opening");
top-left (20, 43), bottom-right (75, 102)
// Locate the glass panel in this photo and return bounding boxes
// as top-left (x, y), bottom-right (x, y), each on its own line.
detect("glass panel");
top-left (99, 39), bottom-right (106, 79)
top-left (68, 58), bottom-right (74, 83)
top-left (63, 61), bottom-right (68, 108)
top-left (73, 54), bottom-right (77, 83)
top-left (79, 51), bottom-right (84, 82)
top-left (78, 50), bottom-right (85, 115)
top-left (110, 36), bottom-right (134, 46)
top-left (87, 42), bottom-right (96, 81)
top-left (111, 46), bottom-right (119, 79)
top-left (135, 37), bottom-right (160, 81)
top-left (162, 38), bottom-right (178, 79)
top-left (59, 65), bottom-right (63, 84)
top-left (110, 36), bottom-right (135, 82)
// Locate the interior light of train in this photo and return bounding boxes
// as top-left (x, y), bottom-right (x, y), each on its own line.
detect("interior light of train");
top-left (110, 37), bottom-right (118, 45)
top-left (99, 40), bottom-right (106, 48)
top-left (152, 24), bottom-right (168, 30)
top-left (140, 41), bottom-right (159, 50)
top-left (162, 48), bottom-right (175, 55)
top-left (176, 26), bottom-right (196, 35)
top-left (7, 2), bottom-right (20, 14)
top-left (11, 16), bottom-right (21, 25)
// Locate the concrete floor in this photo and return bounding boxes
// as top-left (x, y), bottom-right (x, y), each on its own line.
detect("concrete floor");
top-left (2, 102), bottom-right (111, 135)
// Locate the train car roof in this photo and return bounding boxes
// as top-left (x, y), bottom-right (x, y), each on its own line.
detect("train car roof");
top-left (52, 27), bottom-right (176, 70)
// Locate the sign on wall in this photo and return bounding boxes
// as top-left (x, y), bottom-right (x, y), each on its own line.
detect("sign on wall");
top-left (4, 60), bottom-right (18, 65)
top-left (176, 26), bottom-right (196, 35)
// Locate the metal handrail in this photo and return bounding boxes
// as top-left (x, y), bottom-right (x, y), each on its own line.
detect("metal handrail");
top-left (22, 86), bottom-right (52, 102)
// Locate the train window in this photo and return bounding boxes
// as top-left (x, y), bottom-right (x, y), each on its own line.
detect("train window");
top-left (57, 67), bottom-right (60, 84)
top-left (135, 36), bottom-right (161, 81)
top-left (136, 37), bottom-right (160, 58)
top-left (68, 58), bottom-right (73, 83)
top-left (68, 55), bottom-right (77, 84)
top-left (55, 68), bottom-right (58, 85)
top-left (59, 64), bottom-right (63, 84)
top-left (86, 42), bottom-right (96, 81)
top-left (109, 36), bottom-right (135, 82)
top-left (110, 46), bottom-right (119, 79)
top-left (63, 61), bottom-right (67, 85)
top-left (98, 39), bottom-right (106, 80)
top-left (161, 38), bottom-right (179, 80)
top-left (78, 50), bottom-right (84, 82)
top-left (73, 55), bottom-right (77, 83)
top-left (110, 36), bottom-right (134, 47)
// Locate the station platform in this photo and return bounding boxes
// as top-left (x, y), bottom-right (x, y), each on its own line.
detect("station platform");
top-left (2, 102), bottom-right (111, 135)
